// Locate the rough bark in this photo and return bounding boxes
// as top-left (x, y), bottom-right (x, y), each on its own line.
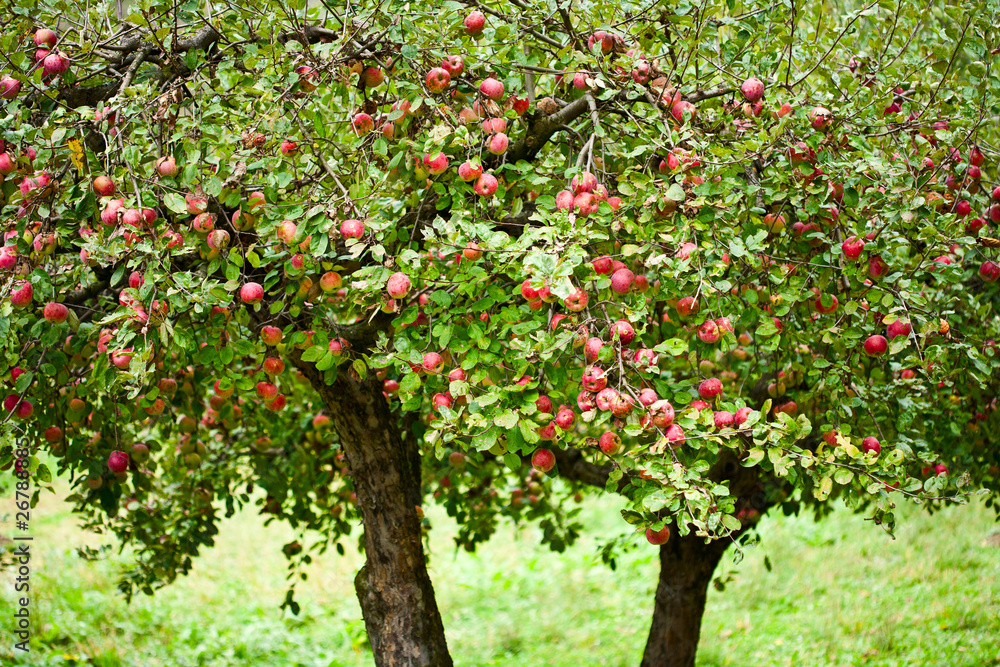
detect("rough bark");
top-left (297, 364), bottom-right (452, 667)
top-left (640, 533), bottom-right (730, 667)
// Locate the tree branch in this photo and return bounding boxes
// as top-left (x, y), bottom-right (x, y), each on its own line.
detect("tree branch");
top-left (552, 446), bottom-right (614, 488)
top-left (498, 95), bottom-right (594, 166)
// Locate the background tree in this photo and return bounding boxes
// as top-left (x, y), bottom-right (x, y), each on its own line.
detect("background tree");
top-left (2, 1), bottom-right (999, 666)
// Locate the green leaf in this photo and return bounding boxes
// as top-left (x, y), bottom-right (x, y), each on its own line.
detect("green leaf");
top-left (316, 351), bottom-right (339, 371)
top-left (494, 411), bottom-right (518, 429)
top-left (621, 244), bottom-right (641, 256)
top-left (204, 177), bottom-right (223, 197)
top-left (834, 468), bottom-right (854, 485)
top-left (814, 476), bottom-right (833, 500)
top-left (507, 425), bottom-right (525, 452)
top-left (721, 514), bottom-right (742, 531)
top-left (665, 183), bottom-right (686, 202)
top-left (399, 371), bottom-right (422, 393)
top-left (755, 319), bottom-right (779, 337)
top-left (301, 345), bottom-right (325, 362)
top-left (14, 371), bottom-right (33, 394)
top-left (163, 193), bottom-right (187, 214)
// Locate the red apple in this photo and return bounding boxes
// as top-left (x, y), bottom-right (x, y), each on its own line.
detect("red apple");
top-left (185, 193), bottom-right (208, 215)
top-left (592, 256), bottom-right (613, 274)
top-left (111, 349), bottom-right (133, 369)
top-left (458, 161), bottom-right (483, 181)
top-left (34, 28), bottom-right (58, 48)
top-left (555, 190), bottom-right (575, 210)
top-left (697, 319), bottom-right (720, 343)
top-left (426, 67), bottom-right (451, 93)
top-left (320, 271), bottom-right (343, 291)
top-left (473, 173), bottom-right (498, 197)
top-left (481, 117), bottom-right (507, 134)
top-left (676, 296), bottom-right (699, 317)
top-left (464, 11), bottom-right (486, 36)
top-left (610, 268), bottom-right (634, 294)
top-left (610, 319), bottom-right (636, 345)
top-left (256, 381), bottom-right (279, 401)
top-left (441, 55), bottom-right (464, 78)
top-left (341, 219), bottom-right (365, 239)
top-left (487, 133), bottom-right (509, 155)
top-left (646, 526), bottom-right (670, 545)
top-left (863, 334), bottom-right (888, 357)
top-left (598, 431), bottom-right (621, 455)
top-left (42, 52), bottom-right (69, 76)
top-left (571, 171), bottom-right (598, 195)
top-left (563, 288), bottom-right (589, 312)
top-left (868, 255), bottom-right (888, 280)
top-left (156, 156), bottom-right (179, 177)
top-left (479, 77), bottom-right (504, 100)
top-left (386, 272), bottom-right (411, 298)
top-left (423, 352), bottom-right (444, 374)
top-left (423, 152), bottom-right (449, 174)
top-left (587, 31), bottom-right (615, 55)
top-left (809, 106), bottom-right (831, 129)
top-left (713, 410), bottom-right (735, 429)
top-left (733, 406), bottom-right (753, 427)
top-left (886, 319), bottom-right (911, 340)
top-left (0, 76), bottom-right (21, 99)
top-left (108, 450), bottom-right (129, 473)
top-left (260, 326), bottom-right (282, 346)
top-left (97, 198), bottom-right (122, 226)
top-left (351, 113), bottom-right (375, 135)
top-left (698, 378), bottom-right (723, 400)
top-left (582, 365), bottom-right (607, 392)
top-left (980, 261), bottom-right (999, 282)
top-left (357, 65), bottom-right (382, 87)
top-left (740, 76), bottom-right (765, 102)
top-left (842, 236), bottom-right (865, 260)
top-left (43, 302), bottom-right (68, 323)
top-left (93, 175), bottom-right (115, 196)
top-left (814, 294), bottom-right (838, 314)
top-left (241, 282), bottom-right (264, 304)
top-left (531, 448), bottom-right (556, 473)
top-left (9, 281), bottom-right (32, 308)
top-left (296, 65), bottom-right (318, 91)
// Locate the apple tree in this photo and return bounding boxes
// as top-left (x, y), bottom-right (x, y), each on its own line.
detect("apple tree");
top-left (2, 0), bottom-right (1000, 666)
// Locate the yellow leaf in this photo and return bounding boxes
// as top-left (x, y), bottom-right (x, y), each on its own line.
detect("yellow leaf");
top-left (68, 139), bottom-right (85, 172)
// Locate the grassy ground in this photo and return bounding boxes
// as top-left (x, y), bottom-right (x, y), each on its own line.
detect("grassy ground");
top-left (1, 476), bottom-right (998, 667)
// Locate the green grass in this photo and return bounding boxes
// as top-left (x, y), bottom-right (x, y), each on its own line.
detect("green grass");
top-left (1, 479), bottom-right (999, 667)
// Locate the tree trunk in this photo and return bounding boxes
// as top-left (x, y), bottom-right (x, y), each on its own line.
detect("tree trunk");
top-left (640, 531), bottom-right (730, 667)
top-left (304, 368), bottom-right (452, 667)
